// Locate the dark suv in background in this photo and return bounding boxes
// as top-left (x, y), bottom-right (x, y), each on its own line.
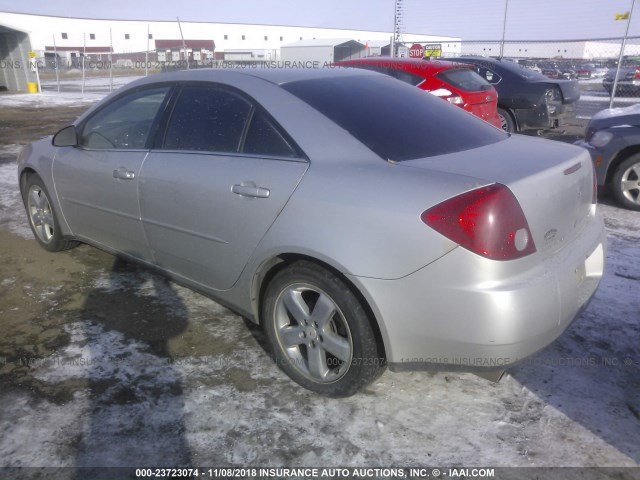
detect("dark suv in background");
top-left (444, 56), bottom-right (580, 133)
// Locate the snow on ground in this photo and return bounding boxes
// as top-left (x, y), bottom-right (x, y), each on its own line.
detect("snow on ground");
top-left (40, 75), bottom-right (142, 88)
top-left (0, 76), bottom-right (143, 108)
top-left (0, 162), bottom-right (638, 470)
top-left (0, 151), bottom-right (32, 239)
top-left (0, 92), bottom-right (106, 108)
top-left (580, 94), bottom-right (640, 104)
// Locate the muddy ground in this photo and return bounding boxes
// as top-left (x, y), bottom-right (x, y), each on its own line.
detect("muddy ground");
top-left (0, 98), bottom-right (639, 479)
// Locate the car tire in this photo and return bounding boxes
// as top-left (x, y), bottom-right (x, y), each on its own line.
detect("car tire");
top-left (497, 108), bottom-right (516, 133)
top-left (612, 154), bottom-right (640, 211)
top-left (22, 174), bottom-right (78, 252)
top-left (262, 261), bottom-right (385, 397)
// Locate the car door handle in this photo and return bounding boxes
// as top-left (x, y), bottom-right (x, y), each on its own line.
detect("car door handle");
top-left (231, 184), bottom-right (270, 198)
top-left (113, 167), bottom-right (135, 180)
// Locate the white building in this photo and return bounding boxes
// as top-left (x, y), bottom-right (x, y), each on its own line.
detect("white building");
top-left (459, 40), bottom-right (640, 60)
top-left (0, 11), bottom-right (460, 91)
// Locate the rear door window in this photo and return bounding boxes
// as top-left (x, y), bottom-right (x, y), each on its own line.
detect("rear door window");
top-left (242, 109), bottom-right (301, 158)
top-left (475, 67), bottom-right (502, 84)
top-left (436, 68), bottom-right (492, 92)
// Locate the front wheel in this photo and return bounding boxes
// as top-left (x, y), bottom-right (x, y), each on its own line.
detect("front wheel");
top-left (497, 108), bottom-right (516, 133)
top-left (612, 154), bottom-right (640, 211)
top-left (22, 174), bottom-right (78, 251)
top-left (262, 261), bottom-right (385, 397)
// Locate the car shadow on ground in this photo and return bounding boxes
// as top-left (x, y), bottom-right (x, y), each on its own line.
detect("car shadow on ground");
top-left (509, 331), bottom-right (640, 464)
top-left (508, 230), bottom-right (640, 464)
top-left (74, 257), bottom-right (193, 471)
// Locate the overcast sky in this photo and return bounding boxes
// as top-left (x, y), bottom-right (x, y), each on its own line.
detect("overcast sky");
top-left (1, 0), bottom-right (640, 40)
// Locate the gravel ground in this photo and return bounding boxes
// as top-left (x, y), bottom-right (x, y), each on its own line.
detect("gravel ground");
top-left (0, 91), bottom-right (638, 480)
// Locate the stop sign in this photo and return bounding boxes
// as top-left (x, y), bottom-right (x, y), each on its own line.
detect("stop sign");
top-left (408, 43), bottom-right (424, 58)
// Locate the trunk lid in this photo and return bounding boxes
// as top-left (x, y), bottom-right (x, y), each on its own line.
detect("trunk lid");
top-left (532, 79), bottom-right (581, 104)
top-left (398, 134), bottom-right (594, 260)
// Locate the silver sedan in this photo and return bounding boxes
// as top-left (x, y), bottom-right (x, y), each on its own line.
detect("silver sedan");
top-left (18, 68), bottom-right (606, 396)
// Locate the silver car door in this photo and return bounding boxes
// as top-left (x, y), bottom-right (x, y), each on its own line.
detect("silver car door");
top-left (53, 86), bottom-right (171, 261)
top-left (139, 84), bottom-right (308, 290)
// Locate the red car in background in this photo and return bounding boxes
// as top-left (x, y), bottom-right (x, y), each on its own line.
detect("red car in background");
top-left (333, 57), bottom-right (502, 128)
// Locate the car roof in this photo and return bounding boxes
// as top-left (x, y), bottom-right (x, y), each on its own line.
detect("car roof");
top-left (125, 66), bottom-right (383, 89)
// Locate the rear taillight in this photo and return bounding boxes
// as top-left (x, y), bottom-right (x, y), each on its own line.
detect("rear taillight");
top-left (545, 87), bottom-right (561, 102)
top-left (428, 88), bottom-right (464, 105)
top-left (421, 184), bottom-right (536, 261)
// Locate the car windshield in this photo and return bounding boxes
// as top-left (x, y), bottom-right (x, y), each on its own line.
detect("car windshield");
top-left (281, 75), bottom-right (506, 162)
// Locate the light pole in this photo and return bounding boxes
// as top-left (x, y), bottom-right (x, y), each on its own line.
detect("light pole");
top-left (500, 0), bottom-right (509, 58)
top-left (611, 0), bottom-right (637, 108)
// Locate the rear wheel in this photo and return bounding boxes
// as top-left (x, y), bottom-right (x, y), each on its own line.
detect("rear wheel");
top-left (262, 261), bottom-right (384, 397)
top-left (497, 108), bottom-right (516, 133)
top-left (612, 154), bottom-right (640, 211)
top-left (22, 174), bottom-right (78, 251)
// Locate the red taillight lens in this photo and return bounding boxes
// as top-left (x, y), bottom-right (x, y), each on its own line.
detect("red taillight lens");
top-left (421, 184), bottom-right (536, 260)
top-left (634, 68), bottom-right (640, 80)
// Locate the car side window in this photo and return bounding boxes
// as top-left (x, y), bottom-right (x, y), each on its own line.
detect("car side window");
top-left (342, 64), bottom-right (424, 87)
top-left (79, 87), bottom-right (170, 149)
top-left (242, 110), bottom-right (300, 158)
top-left (389, 69), bottom-right (424, 86)
top-left (476, 67), bottom-right (501, 84)
top-left (164, 85), bottom-right (251, 152)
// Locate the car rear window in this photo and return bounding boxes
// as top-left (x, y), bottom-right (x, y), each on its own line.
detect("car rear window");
top-left (281, 75), bottom-right (506, 161)
top-left (436, 68), bottom-right (492, 92)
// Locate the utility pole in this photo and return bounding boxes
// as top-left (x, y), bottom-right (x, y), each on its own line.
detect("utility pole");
top-left (82, 32), bottom-right (86, 95)
top-left (611, 0), bottom-right (636, 108)
top-left (392, 0), bottom-right (403, 57)
top-left (177, 16), bottom-right (189, 70)
top-left (52, 34), bottom-right (60, 93)
top-left (146, 24), bottom-right (149, 76)
top-left (500, 0), bottom-right (509, 58)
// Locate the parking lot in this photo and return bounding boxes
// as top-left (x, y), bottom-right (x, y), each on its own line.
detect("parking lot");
top-left (0, 77), bottom-right (639, 475)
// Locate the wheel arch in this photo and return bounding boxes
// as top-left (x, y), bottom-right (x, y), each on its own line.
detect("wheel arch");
top-left (605, 145), bottom-right (640, 186)
top-left (251, 252), bottom-right (388, 362)
top-left (19, 167), bottom-right (37, 199)
top-left (497, 105), bottom-right (519, 132)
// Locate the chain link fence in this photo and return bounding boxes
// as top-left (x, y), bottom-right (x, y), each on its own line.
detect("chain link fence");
top-left (13, 25), bottom-right (640, 120)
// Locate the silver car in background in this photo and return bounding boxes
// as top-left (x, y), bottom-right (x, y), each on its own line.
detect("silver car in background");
top-left (18, 68), bottom-right (605, 396)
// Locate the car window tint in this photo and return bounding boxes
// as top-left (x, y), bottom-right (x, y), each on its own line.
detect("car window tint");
top-left (79, 87), bottom-right (170, 149)
top-left (243, 110), bottom-right (299, 158)
top-left (388, 69), bottom-right (424, 86)
top-left (164, 85), bottom-right (251, 152)
top-left (436, 68), bottom-right (492, 92)
top-left (282, 75), bottom-right (506, 162)
top-left (495, 60), bottom-right (548, 80)
top-left (476, 67), bottom-right (501, 84)
top-left (341, 64), bottom-right (424, 86)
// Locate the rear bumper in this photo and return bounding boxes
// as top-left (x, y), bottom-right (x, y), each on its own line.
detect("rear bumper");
top-left (350, 210), bottom-right (606, 372)
top-left (515, 101), bottom-right (576, 131)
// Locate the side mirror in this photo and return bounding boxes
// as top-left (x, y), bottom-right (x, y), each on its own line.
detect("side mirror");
top-left (52, 125), bottom-right (78, 147)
